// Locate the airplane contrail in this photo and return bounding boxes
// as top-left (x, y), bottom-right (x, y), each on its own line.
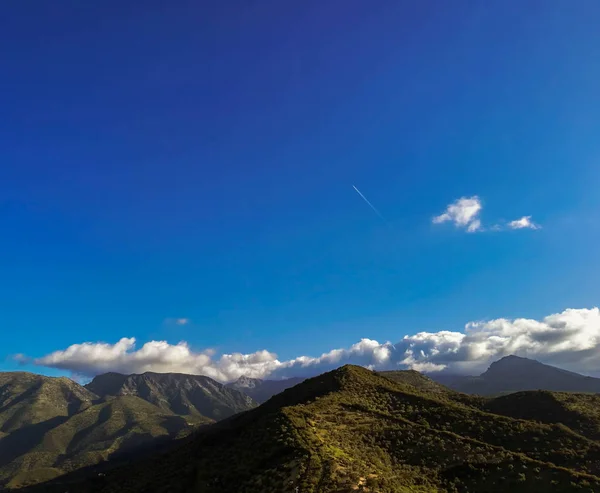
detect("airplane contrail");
top-left (352, 185), bottom-right (387, 223)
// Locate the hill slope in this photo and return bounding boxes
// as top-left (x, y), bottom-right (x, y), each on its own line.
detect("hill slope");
top-left (0, 372), bottom-right (96, 436)
top-left (0, 371), bottom-right (255, 488)
top-left (378, 369), bottom-right (452, 394)
top-left (86, 372), bottom-right (256, 419)
top-left (431, 355), bottom-right (600, 395)
top-left (484, 390), bottom-right (600, 440)
top-left (225, 376), bottom-right (305, 404)
top-left (25, 365), bottom-right (600, 493)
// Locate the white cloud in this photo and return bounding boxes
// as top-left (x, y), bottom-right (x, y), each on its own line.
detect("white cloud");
top-left (467, 219), bottom-right (481, 233)
top-left (175, 318), bottom-right (190, 325)
top-left (433, 196), bottom-right (482, 233)
top-left (395, 307), bottom-right (600, 374)
top-left (31, 337), bottom-right (395, 382)
top-left (28, 308), bottom-right (600, 381)
top-left (34, 338), bottom-right (281, 382)
top-left (508, 216), bottom-right (540, 230)
top-left (433, 196), bottom-right (540, 233)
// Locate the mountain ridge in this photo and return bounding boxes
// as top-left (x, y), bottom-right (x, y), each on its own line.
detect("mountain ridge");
top-left (0, 371), bottom-right (256, 488)
top-left (86, 371), bottom-right (256, 420)
top-left (8, 356), bottom-right (600, 491)
top-left (21, 364), bottom-right (600, 493)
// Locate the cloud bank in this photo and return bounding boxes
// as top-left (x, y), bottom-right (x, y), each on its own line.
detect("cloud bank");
top-left (29, 308), bottom-right (600, 381)
top-left (433, 196), bottom-right (540, 233)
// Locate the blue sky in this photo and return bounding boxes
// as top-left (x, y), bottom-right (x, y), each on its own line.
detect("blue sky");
top-left (1, 1), bottom-right (600, 378)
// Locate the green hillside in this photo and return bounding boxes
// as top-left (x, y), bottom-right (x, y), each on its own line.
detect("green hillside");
top-left (377, 369), bottom-right (452, 394)
top-left (23, 365), bottom-right (600, 493)
top-left (484, 390), bottom-right (600, 441)
top-left (0, 372), bottom-right (96, 435)
top-left (0, 371), bottom-right (255, 489)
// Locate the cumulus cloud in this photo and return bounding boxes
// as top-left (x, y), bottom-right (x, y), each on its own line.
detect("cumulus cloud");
top-left (32, 337), bottom-right (394, 382)
top-left (507, 216), bottom-right (540, 230)
top-left (433, 196), bottom-right (540, 233)
top-left (27, 308), bottom-right (600, 381)
top-left (34, 338), bottom-right (281, 382)
top-left (396, 307), bottom-right (600, 374)
top-left (433, 196), bottom-right (482, 233)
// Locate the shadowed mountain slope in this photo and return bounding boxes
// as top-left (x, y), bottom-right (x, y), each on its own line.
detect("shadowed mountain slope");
top-left (485, 390), bottom-right (600, 441)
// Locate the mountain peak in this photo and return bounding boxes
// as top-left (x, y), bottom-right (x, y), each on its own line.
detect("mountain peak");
top-left (234, 375), bottom-right (261, 387)
top-left (494, 354), bottom-right (535, 364)
top-left (497, 354), bottom-right (529, 362)
top-left (482, 354), bottom-right (588, 378)
top-left (483, 355), bottom-right (543, 375)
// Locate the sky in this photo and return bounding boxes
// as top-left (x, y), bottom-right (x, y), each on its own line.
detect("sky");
top-left (1, 1), bottom-right (600, 381)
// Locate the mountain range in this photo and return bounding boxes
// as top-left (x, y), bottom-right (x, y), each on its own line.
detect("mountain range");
top-left (0, 371), bottom-right (255, 488)
top-left (86, 371), bottom-right (255, 419)
top-left (21, 363), bottom-right (600, 493)
top-left (431, 355), bottom-right (600, 395)
top-left (4, 355), bottom-right (600, 491)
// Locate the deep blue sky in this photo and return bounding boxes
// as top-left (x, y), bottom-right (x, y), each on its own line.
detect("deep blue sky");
top-left (2, 1), bottom-right (600, 374)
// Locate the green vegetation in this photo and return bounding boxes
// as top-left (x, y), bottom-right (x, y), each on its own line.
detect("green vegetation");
top-left (485, 390), bottom-right (600, 441)
top-left (22, 365), bottom-right (600, 493)
top-left (377, 369), bottom-right (452, 395)
top-left (0, 371), bottom-right (256, 488)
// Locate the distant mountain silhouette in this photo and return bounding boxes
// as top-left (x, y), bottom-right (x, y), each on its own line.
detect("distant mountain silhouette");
top-left (431, 355), bottom-right (600, 395)
top-left (225, 375), bottom-right (305, 403)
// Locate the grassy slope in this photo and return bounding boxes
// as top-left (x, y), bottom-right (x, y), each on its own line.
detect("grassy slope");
top-left (24, 365), bottom-right (600, 493)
